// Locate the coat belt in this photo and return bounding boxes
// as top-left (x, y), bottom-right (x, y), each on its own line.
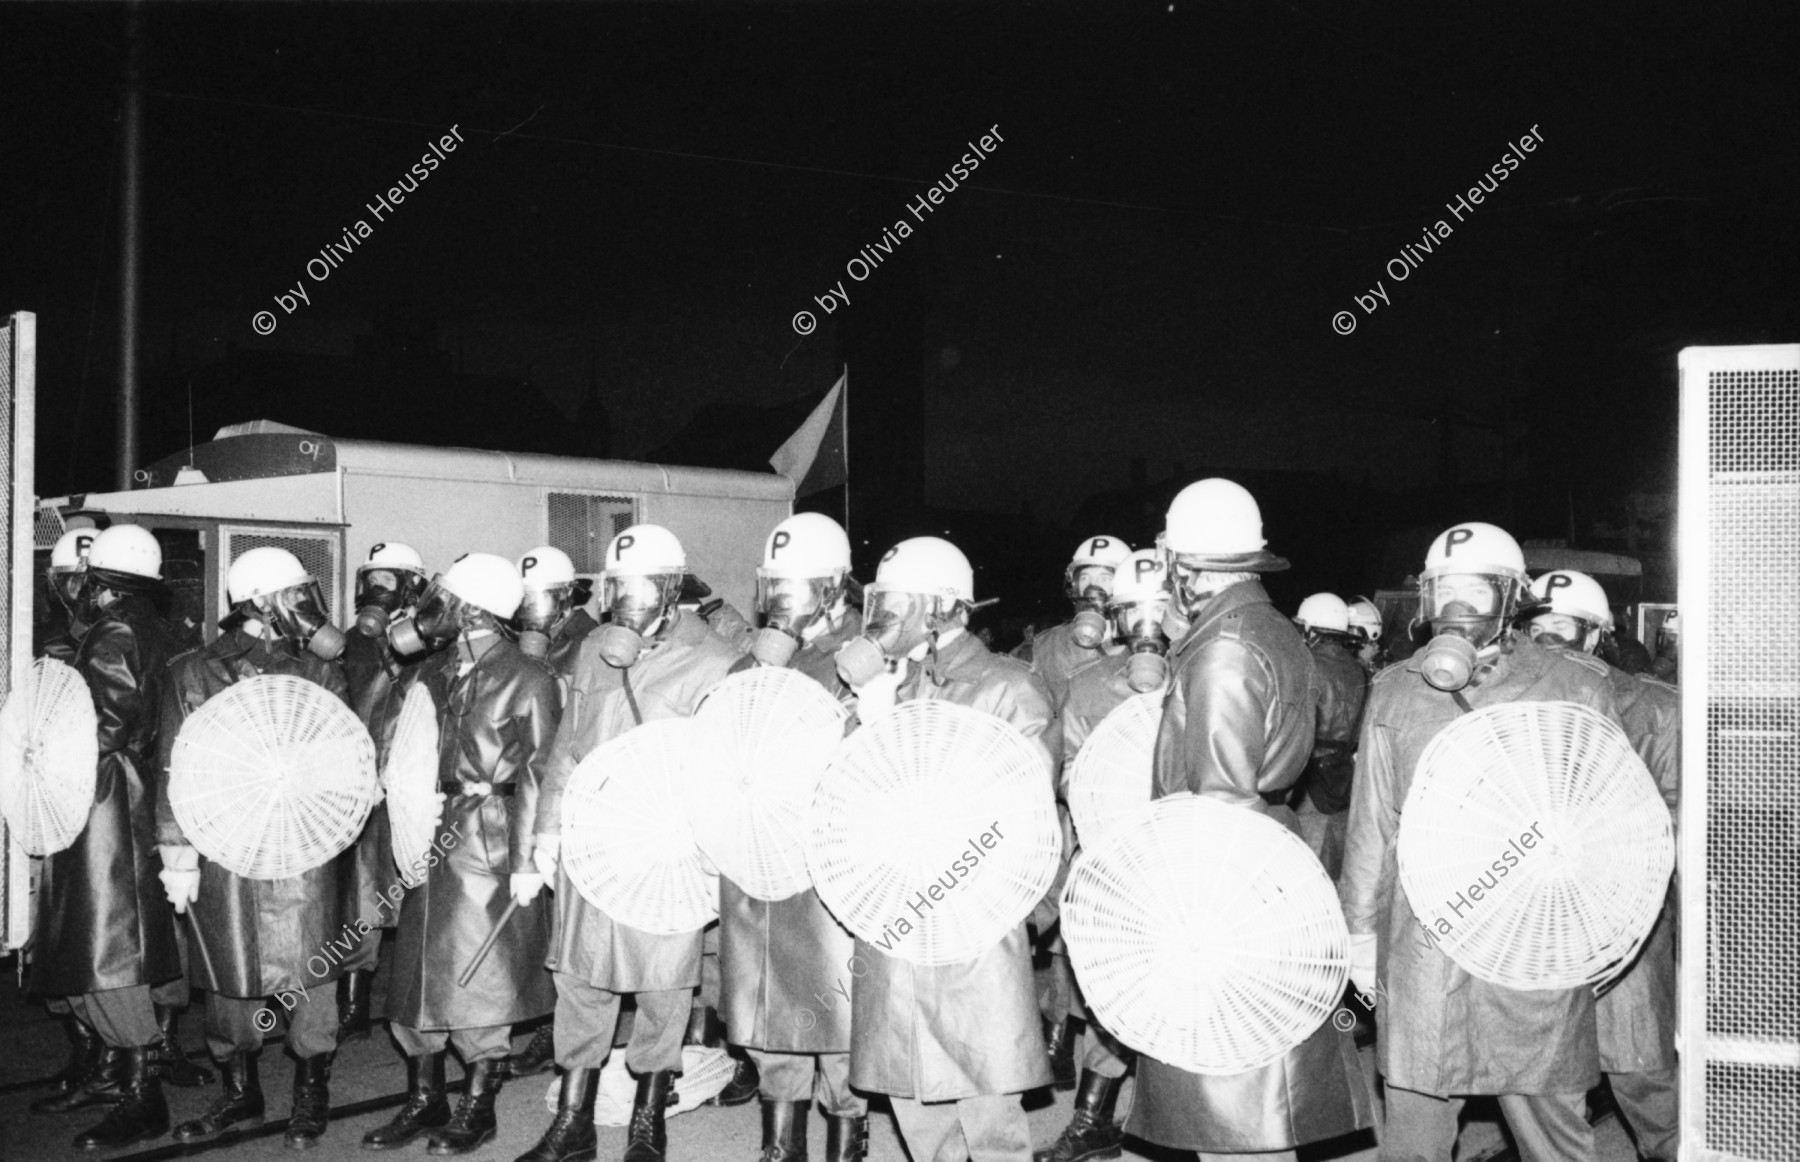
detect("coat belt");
top-left (440, 781), bottom-right (517, 798)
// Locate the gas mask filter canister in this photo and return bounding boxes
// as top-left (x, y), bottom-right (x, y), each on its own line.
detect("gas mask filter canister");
top-left (1419, 633), bottom-right (1479, 692)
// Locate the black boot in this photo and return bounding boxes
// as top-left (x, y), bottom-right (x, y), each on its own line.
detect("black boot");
top-left (1032, 1069), bottom-right (1124, 1162)
top-left (514, 1066), bottom-right (598, 1162)
top-left (285, 1053), bottom-right (332, 1149)
top-left (825, 1114), bottom-right (868, 1162)
top-left (509, 1022), bottom-right (557, 1078)
top-left (1045, 1018), bottom-right (1079, 1090)
top-left (31, 1046), bottom-right (126, 1114)
top-left (72, 1047), bottom-right (169, 1150)
top-left (692, 1009), bottom-right (757, 1108)
top-left (337, 970), bottom-right (374, 1044)
top-left (364, 1051), bottom-right (451, 1150)
top-left (622, 1070), bottom-right (674, 1162)
top-left (428, 1058), bottom-right (501, 1156)
top-left (173, 1052), bottom-right (265, 1141)
top-left (759, 1099), bottom-right (808, 1162)
top-left (149, 1004), bottom-right (213, 1087)
top-left (46, 1015), bottom-right (102, 1094)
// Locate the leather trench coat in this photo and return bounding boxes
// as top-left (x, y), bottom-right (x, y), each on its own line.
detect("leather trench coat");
top-left (848, 630), bottom-right (1059, 1102)
top-left (1597, 666), bottom-right (1679, 1072)
top-left (33, 594), bottom-right (183, 995)
top-left (545, 608), bottom-right (599, 683)
top-left (341, 629), bottom-right (407, 930)
top-left (1041, 652), bottom-right (1135, 973)
top-left (1339, 633), bottom-right (1624, 1096)
top-left (720, 608), bottom-right (862, 1054)
top-left (1129, 579), bottom-right (1371, 1151)
top-left (386, 633), bottom-right (560, 1030)
top-left (538, 609), bottom-right (740, 990)
top-left (155, 629), bottom-right (354, 998)
top-left (1017, 620), bottom-right (1111, 710)
top-left (1299, 635), bottom-right (1370, 815)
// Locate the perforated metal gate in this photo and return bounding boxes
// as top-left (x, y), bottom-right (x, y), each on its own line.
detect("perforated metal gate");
top-left (217, 526), bottom-right (342, 624)
top-left (1678, 344), bottom-right (1800, 1161)
top-left (546, 491), bottom-right (638, 574)
top-left (3, 313), bottom-right (38, 951)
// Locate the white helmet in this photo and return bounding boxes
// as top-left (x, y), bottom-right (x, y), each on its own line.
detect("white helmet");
top-left (1295, 592), bottom-right (1352, 634)
top-left (363, 541), bottom-right (426, 575)
top-left (603, 524), bottom-right (686, 578)
top-left (518, 546), bottom-right (578, 590)
top-left (87, 525), bottom-right (163, 581)
top-left (1070, 535), bottom-right (1131, 570)
top-left (228, 546), bottom-right (311, 603)
top-left (873, 537), bottom-right (974, 604)
top-left (1109, 549), bottom-right (1169, 605)
top-left (1421, 522), bottom-right (1528, 584)
top-left (761, 513), bottom-right (851, 578)
top-left (441, 552), bottom-right (526, 618)
top-left (1163, 478), bottom-right (1289, 571)
top-left (1347, 597), bottom-right (1383, 642)
top-left (50, 529), bottom-right (97, 573)
top-left (1530, 570), bottom-right (1614, 631)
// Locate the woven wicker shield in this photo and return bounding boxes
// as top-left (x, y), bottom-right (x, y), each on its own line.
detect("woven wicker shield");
top-left (383, 683), bottom-right (442, 889)
top-left (807, 699), bottom-right (1061, 966)
top-left (0, 657), bottom-right (99, 856)
top-left (1067, 690), bottom-right (1162, 848)
top-left (1061, 794), bottom-right (1349, 1074)
top-left (561, 718), bottom-right (718, 935)
top-left (690, 667), bottom-right (849, 901)
top-left (1398, 700), bottom-right (1674, 990)
top-left (168, 674), bottom-right (378, 880)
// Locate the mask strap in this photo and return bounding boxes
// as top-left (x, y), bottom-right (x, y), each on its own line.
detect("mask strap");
top-left (621, 664), bottom-right (645, 725)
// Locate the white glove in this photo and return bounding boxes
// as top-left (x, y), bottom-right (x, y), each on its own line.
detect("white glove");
top-left (510, 873), bottom-right (545, 906)
top-left (1349, 932), bottom-right (1379, 1007)
top-left (533, 834), bottom-right (561, 882)
top-left (158, 845), bottom-right (200, 914)
top-left (853, 665), bottom-right (905, 725)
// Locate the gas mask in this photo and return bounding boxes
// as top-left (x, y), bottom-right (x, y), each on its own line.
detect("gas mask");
top-left (1065, 565), bottom-right (1117, 650)
top-left (353, 567), bottom-right (428, 639)
top-left (1526, 612), bottom-right (1596, 654)
top-left (252, 580), bottom-right (347, 661)
top-left (836, 588), bottom-right (945, 687)
top-left (594, 573), bottom-right (680, 668)
top-left (1111, 598), bottom-right (1171, 692)
top-left (49, 568), bottom-right (86, 617)
top-left (516, 585), bottom-right (574, 660)
top-left (1417, 572), bottom-right (1521, 692)
top-left (752, 574), bottom-right (843, 666)
top-left (390, 580), bottom-right (476, 658)
top-left (1165, 556), bottom-right (1239, 621)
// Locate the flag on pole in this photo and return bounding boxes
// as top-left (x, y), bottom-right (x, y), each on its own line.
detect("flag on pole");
top-left (769, 372), bottom-right (847, 498)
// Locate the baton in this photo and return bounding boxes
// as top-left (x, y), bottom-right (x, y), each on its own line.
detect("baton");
top-left (457, 899), bottom-right (520, 988)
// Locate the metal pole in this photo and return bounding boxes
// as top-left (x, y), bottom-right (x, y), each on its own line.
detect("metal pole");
top-left (116, 0), bottom-right (144, 489)
top-left (841, 365), bottom-right (849, 540)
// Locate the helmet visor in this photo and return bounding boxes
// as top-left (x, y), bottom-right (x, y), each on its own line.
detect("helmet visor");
top-left (603, 574), bottom-right (678, 635)
top-left (1421, 573), bottom-right (1520, 644)
top-left (264, 580), bottom-right (333, 642)
top-left (1527, 611), bottom-right (1591, 649)
top-left (517, 585), bottom-right (572, 635)
top-left (1111, 595), bottom-right (1169, 643)
top-left (757, 574), bottom-right (835, 632)
top-left (412, 579), bottom-right (473, 647)
top-left (1068, 564), bottom-right (1116, 601)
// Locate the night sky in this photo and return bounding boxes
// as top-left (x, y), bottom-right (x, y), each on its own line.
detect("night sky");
top-left (7, 1), bottom-right (1797, 617)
